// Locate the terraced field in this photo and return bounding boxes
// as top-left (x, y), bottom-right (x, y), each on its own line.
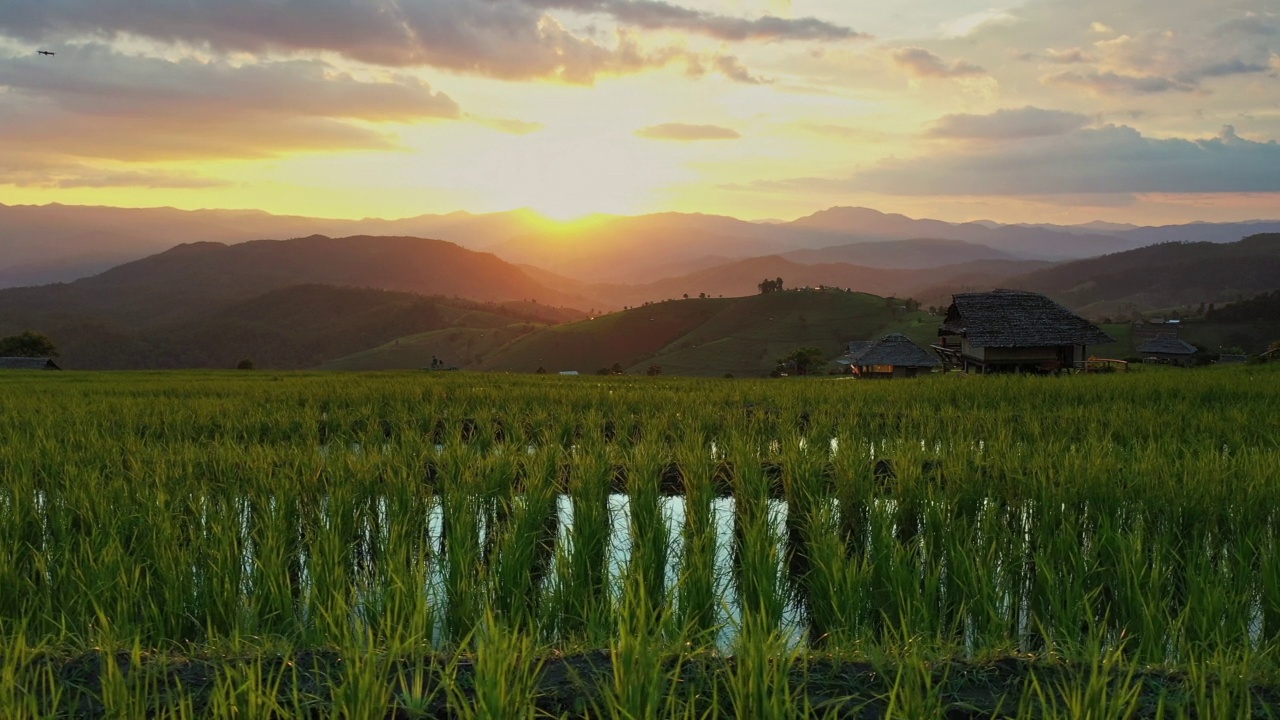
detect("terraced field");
top-left (1, 367), bottom-right (1278, 717)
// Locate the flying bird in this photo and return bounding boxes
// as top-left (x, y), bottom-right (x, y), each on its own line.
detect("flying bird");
top-left (37, 50), bottom-right (55, 56)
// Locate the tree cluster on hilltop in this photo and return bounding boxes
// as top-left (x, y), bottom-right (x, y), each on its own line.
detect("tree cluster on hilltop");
top-left (758, 277), bottom-right (784, 294)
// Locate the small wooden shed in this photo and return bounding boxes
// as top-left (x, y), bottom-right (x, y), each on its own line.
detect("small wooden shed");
top-left (1138, 334), bottom-right (1197, 366)
top-left (0, 357), bottom-right (61, 370)
top-left (846, 334), bottom-right (939, 378)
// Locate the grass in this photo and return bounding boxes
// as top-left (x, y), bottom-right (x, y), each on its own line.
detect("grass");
top-left (0, 366), bottom-right (1278, 716)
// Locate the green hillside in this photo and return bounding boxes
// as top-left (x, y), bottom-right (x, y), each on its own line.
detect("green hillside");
top-left (1003, 233), bottom-right (1280, 317)
top-left (636, 290), bottom-right (933, 376)
top-left (317, 323), bottom-right (539, 370)
top-left (477, 298), bottom-right (735, 374)
top-left (470, 289), bottom-right (933, 377)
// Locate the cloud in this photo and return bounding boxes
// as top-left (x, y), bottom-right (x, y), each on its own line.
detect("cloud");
top-left (1076, 22), bottom-right (1278, 91)
top-left (0, 45), bottom-right (460, 160)
top-left (0, 0), bottom-right (863, 83)
top-left (1197, 58), bottom-right (1269, 77)
top-left (635, 123), bottom-right (741, 140)
top-left (1042, 69), bottom-right (1196, 95)
top-left (891, 47), bottom-right (985, 78)
top-left (927, 107), bottom-right (1092, 139)
top-left (1210, 15), bottom-right (1280, 38)
top-left (713, 55), bottom-right (768, 84)
top-left (0, 153), bottom-right (230, 189)
top-left (1044, 47), bottom-right (1094, 64)
top-left (561, 0), bottom-right (866, 42)
top-left (846, 124), bottom-right (1280, 196)
top-left (471, 117), bottom-right (546, 135)
top-left (0, 45), bottom-right (460, 121)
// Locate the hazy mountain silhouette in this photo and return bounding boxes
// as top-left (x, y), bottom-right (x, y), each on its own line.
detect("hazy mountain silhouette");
top-left (8, 201), bottom-right (1278, 289)
top-left (782, 238), bottom-right (1016, 269)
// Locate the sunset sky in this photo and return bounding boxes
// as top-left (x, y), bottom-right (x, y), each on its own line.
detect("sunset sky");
top-left (1, 0), bottom-right (1278, 225)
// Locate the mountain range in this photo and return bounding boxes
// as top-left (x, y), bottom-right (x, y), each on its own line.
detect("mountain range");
top-left (8, 201), bottom-right (1280, 289)
top-left (4, 199), bottom-right (1280, 371)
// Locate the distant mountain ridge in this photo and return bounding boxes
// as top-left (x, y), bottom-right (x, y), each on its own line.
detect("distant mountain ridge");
top-left (782, 238), bottom-right (1016, 268)
top-left (5, 201), bottom-right (1279, 288)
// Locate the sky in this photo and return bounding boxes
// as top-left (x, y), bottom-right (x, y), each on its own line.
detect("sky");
top-left (1, 0), bottom-right (1278, 225)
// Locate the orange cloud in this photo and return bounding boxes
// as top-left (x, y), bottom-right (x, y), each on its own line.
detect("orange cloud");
top-left (0, 46), bottom-right (458, 161)
top-left (891, 47), bottom-right (985, 78)
top-left (635, 123), bottom-right (741, 140)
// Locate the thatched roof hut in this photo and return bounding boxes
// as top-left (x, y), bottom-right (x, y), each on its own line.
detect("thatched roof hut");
top-left (0, 357), bottom-right (60, 370)
top-left (941, 290), bottom-right (1113, 347)
top-left (1138, 334), bottom-right (1196, 356)
top-left (937, 290), bottom-right (1112, 373)
top-left (846, 333), bottom-right (938, 378)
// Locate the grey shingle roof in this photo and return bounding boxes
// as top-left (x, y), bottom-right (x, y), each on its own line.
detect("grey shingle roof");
top-left (940, 290), bottom-right (1113, 348)
top-left (0, 357), bottom-right (60, 370)
top-left (1138, 334), bottom-right (1197, 355)
top-left (847, 333), bottom-right (939, 368)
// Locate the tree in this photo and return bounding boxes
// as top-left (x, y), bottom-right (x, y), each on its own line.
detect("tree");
top-left (610, 362), bottom-right (625, 375)
top-left (535, 366), bottom-right (548, 374)
top-left (683, 293), bottom-right (689, 299)
top-left (757, 277), bottom-right (785, 294)
top-left (236, 359), bottom-right (255, 370)
top-left (646, 364), bottom-right (662, 376)
top-left (775, 346), bottom-right (825, 376)
top-left (0, 331), bottom-right (58, 358)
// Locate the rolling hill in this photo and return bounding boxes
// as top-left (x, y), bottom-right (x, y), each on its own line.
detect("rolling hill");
top-left (2, 284), bottom-right (555, 370)
top-left (0, 235), bottom-right (587, 369)
top-left (469, 290), bottom-right (935, 377)
top-left (997, 233), bottom-right (1280, 319)
top-left (604, 255), bottom-right (1052, 310)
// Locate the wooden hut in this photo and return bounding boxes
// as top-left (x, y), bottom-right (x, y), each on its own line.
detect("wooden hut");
top-left (846, 333), bottom-right (939, 378)
top-left (933, 289), bottom-right (1113, 373)
top-left (0, 357), bottom-right (60, 370)
top-left (1138, 334), bottom-right (1197, 366)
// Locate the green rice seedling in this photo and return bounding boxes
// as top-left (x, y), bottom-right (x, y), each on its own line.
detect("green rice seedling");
top-left (625, 442), bottom-right (672, 629)
top-left (554, 448), bottom-right (614, 646)
top-left (879, 652), bottom-right (950, 719)
top-left (440, 448), bottom-right (485, 645)
top-left (674, 441), bottom-right (720, 647)
top-left (446, 614), bottom-right (545, 720)
top-left (729, 445), bottom-right (787, 634)
top-left (491, 449), bottom-right (560, 632)
top-left (723, 616), bottom-right (804, 720)
top-left (596, 580), bottom-right (680, 720)
top-left (330, 643), bottom-right (395, 720)
top-left (205, 653), bottom-right (293, 718)
top-left (393, 653), bottom-right (442, 719)
top-left (1023, 644), bottom-right (1144, 719)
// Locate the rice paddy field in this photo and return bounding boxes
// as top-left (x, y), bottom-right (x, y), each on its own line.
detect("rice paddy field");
top-left (2, 366), bottom-right (1280, 718)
